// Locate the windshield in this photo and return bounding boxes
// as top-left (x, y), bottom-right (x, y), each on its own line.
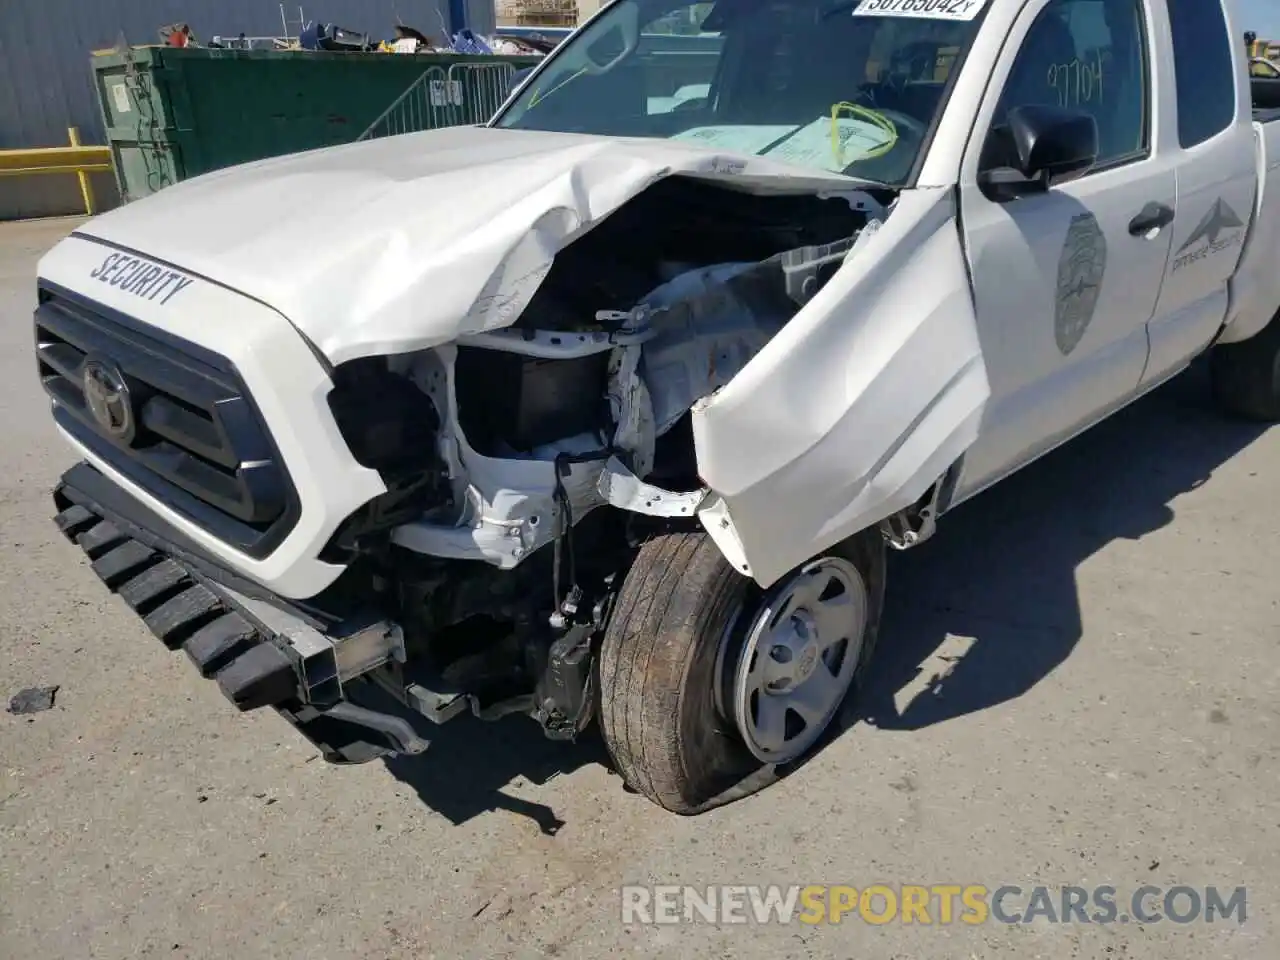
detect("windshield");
top-left (492, 0), bottom-right (986, 185)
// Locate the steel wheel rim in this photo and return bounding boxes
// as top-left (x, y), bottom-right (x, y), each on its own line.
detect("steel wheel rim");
top-left (726, 556), bottom-right (868, 764)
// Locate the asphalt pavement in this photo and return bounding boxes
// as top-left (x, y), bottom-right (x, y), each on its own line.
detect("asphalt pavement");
top-left (1, 216), bottom-right (1277, 960)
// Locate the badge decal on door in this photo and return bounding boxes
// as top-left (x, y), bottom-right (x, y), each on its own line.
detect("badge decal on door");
top-left (1170, 198), bottom-right (1244, 274)
top-left (1054, 212), bottom-right (1107, 356)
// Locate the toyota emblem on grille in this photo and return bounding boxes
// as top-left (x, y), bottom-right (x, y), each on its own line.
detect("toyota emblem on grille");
top-left (82, 357), bottom-right (135, 443)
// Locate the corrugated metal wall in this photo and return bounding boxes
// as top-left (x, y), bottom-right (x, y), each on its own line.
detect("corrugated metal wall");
top-left (0, 0), bottom-right (495, 219)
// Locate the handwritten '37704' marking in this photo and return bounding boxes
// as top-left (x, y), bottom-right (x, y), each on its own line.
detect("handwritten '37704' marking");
top-left (1047, 55), bottom-right (1105, 107)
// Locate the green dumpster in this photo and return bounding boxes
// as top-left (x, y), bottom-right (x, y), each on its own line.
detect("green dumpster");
top-left (92, 46), bottom-right (542, 202)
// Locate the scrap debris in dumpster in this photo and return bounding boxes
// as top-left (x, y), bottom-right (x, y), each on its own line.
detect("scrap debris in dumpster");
top-left (183, 8), bottom-right (551, 58)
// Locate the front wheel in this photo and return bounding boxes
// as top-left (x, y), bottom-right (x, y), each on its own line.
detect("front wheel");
top-left (597, 529), bottom-right (885, 814)
top-left (1210, 308), bottom-right (1280, 422)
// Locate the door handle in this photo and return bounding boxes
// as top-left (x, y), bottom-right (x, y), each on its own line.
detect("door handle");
top-left (1128, 202), bottom-right (1175, 237)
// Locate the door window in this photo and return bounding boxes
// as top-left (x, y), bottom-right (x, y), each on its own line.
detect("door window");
top-left (1165, 0), bottom-right (1235, 147)
top-left (985, 0), bottom-right (1150, 171)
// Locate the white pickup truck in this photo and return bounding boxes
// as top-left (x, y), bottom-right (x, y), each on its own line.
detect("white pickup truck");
top-left (35, 0), bottom-right (1280, 814)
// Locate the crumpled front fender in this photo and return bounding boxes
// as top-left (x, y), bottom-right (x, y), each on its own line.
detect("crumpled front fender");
top-left (691, 187), bottom-right (990, 588)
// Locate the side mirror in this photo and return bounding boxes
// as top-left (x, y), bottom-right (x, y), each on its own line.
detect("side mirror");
top-left (979, 104), bottom-right (1099, 202)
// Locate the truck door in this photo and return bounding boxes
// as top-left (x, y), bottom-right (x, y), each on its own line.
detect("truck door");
top-left (954, 0), bottom-right (1174, 500)
top-left (1140, 0), bottom-right (1258, 386)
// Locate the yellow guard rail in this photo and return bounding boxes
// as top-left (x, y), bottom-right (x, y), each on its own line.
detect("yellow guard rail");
top-left (0, 127), bottom-right (112, 215)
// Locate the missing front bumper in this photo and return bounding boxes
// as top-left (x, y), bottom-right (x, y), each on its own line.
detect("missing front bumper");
top-left (52, 464), bottom-right (427, 764)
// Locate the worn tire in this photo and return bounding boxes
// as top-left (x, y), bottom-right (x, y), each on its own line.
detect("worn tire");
top-left (598, 529), bottom-right (885, 815)
top-left (1210, 309), bottom-right (1280, 422)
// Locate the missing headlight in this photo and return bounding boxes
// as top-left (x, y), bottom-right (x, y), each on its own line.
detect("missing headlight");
top-left (327, 357), bottom-right (441, 473)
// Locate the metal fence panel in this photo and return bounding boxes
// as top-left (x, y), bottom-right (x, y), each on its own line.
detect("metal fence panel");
top-left (450, 61), bottom-right (519, 124)
top-left (358, 61), bottom-right (517, 140)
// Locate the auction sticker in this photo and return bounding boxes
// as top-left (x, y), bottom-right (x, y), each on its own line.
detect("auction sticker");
top-left (853, 0), bottom-right (987, 19)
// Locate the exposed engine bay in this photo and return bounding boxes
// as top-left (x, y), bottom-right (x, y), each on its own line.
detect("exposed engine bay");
top-left (317, 176), bottom-right (893, 743)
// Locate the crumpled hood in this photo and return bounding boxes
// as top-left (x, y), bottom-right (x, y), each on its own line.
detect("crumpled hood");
top-left (76, 125), bottom-right (863, 366)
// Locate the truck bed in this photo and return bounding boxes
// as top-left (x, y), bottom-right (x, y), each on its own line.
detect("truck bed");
top-left (1223, 98), bottom-right (1280, 345)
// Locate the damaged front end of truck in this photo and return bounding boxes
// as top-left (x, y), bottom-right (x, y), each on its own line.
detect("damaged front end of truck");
top-left (269, 160), bottom-right (987, 762)
top-left (43, 120), bottom-right (989, 773)
top-left (304, 171), bottom-right (896, 756)
top-left (39, 0), bottom-right (1010, 809)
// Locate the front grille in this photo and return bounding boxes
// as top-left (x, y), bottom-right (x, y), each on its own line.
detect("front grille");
top-left (35, 282), bottom-right (299, 558)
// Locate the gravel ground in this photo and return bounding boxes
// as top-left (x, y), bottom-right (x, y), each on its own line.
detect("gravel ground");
top-left (1, 216), bottom-right (1277, 960)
